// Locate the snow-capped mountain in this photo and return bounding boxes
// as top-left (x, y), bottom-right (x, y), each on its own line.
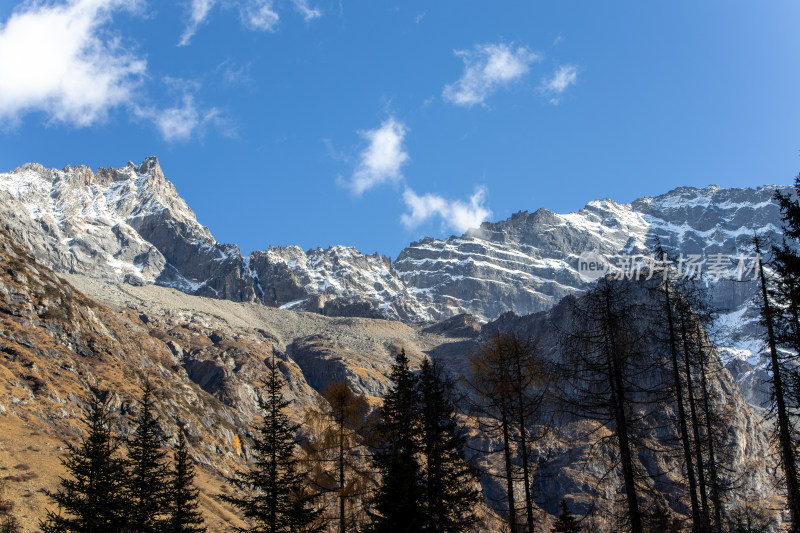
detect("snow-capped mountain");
top-left (247, 245), bottom-right (433, 321)
top-left (0, 157), bottom-right (253, 301)
top-left (0, 157), bottom-right (788, 401)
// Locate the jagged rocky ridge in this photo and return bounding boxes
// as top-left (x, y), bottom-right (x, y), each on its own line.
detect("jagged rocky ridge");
top-left (0, 224), bottom-right (778, 529)
top-left (0, 158), bottom-right (787, 403)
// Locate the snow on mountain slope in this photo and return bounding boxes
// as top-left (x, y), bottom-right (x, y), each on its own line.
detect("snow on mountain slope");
top-left (247, 245), bottom-right (433, 321)
top-left (0, 158), bottom-right (789, 393)
top-left (0, 157), bottom-right (254, 301)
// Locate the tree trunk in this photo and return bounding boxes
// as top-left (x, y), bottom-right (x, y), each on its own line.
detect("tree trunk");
top-left (680, 320), bottom-right (710, 529)
top-left (696, 330), bottom-right (723, 533)
top-left (339, 414), bottom-right (346, 533)
top-left (756, 246), bottom-right (800, 531)
top-left (664, 280), bottom-right (702, 529)
top-left (500, 402), bottom-right (518, 533)
top-left (513, 344), bottom-right (536, 533)
top-left (603, 292), bottom-right (643, 533)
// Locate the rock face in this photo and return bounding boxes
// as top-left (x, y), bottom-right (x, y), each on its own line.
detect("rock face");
top-left (474, 279), bottom-right (778, 523)
top-left (247, 245), bottom-right (431, 321)
top-left (0, 157), bottom-right (255, 302)
top-left (0, 159), bottom-right (788, 404)
top-left (0, 211), bottom-right (779, 528)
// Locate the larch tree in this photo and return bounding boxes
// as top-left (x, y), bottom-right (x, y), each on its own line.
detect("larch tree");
top-left (755, 232), bottom-right (800, 531)
top-left (466, 331), bottom-right (549, 533)
top-left (558, 278), bottom-right (673, 533)
top-left (304, 380), bottom-right (371, 532)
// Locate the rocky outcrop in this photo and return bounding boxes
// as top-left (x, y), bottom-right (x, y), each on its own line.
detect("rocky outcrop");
top-left (0, 157), bottom-right (255, 302)
top-left (247, 245), bottom-right (430, 321)
top-left (0, 159), bottom-right (789, 405)
top-left (473, 279), bottom-right (779, 523)
top-left (0, 222), bottom-right (780, 529)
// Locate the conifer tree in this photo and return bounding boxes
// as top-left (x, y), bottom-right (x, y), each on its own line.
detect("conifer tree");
top-left (652, 244), bottom-right (702, 530)
top-left (369, 349), bottom-right (425, 533)
top-left (0, 480), bottom-right (21, 533)
top-left (417, 358), bottom-right (480, 533)
top-left (165, 431), bottom-right (206, 533)
top-left (755, 236), bottom-right (800, 530)
top-left (466, 332), bottom-right (548, 533)
top-left (41, 389), bottom-right (129, 533)
top-left (126, 379), bottom-right (170, 533)
top-left (551, 500), bottom-right (580, 533)
top-left (559, 279), bottom-right (670, 533)
top-left (305, 380), bottom-right (371, 532)
top-left (223, 350), bottom-right (321, 533)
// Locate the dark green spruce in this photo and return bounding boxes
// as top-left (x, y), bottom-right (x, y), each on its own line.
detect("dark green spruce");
top-left (126, 379), bottom-right (170, 533)
top-left (369, 349), bottom-right (426, 533)
top-left (164, 431), bottom-right (206, 533)
top-left (41, 389), bottom-right (129, 533)
top-left (417, 359), bottom-right (480, 533)
top-left (551, 500), bottom-right (580, 533)
top-left (223, 350), bottom-right (321, 533)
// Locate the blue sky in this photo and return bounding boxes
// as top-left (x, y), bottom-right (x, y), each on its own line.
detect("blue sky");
top-left (1, 1), bottom-right (799, 258)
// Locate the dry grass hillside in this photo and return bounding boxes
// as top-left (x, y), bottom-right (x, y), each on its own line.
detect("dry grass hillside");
top-left (0, 221), bottom-right (783, 530)
top-left (0, 224), bottom-right (480, 531)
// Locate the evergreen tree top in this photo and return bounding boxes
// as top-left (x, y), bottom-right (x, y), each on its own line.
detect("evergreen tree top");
top-left (551, 500), bottom-right (580, 533)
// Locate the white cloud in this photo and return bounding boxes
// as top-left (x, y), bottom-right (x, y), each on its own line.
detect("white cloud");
top-left (540, 64), bottom-right (578, 104)
top-left (179, 0), bottom-right (216, 46)
top-left (180, 0), bottom-right (320, 44)
top-left (135, 95), bottom-right (221, 142)
top-left (442, 43), bottom-right (541, 107)
top-left (341, 118), bottom-right (492, 232)
top-left (401, 186), bottom-right (491, 234)
top-left (0, 0), bottom-right (146, 127)
top-left (293, 0), bottom-right (321, 21)
top-left (241, 0), bottom-right (279, 31)
top-left (346, 117), bottom-right (409, 196)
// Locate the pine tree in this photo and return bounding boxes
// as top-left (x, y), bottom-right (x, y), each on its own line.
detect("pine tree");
top-left (164, 431), bottom-right (206, 533)
top-left (223, 351), bottom-right (321, 533)
top-left (126, 379), bottom-right (170, 533)
top-left (369, 349), bottom-right (426, 533)
top-left (0, 480), bottom-right (21, 533)
top-left (417, 359), bottom-right (480, 533)
top-left (551, 500), bottom-right (580, 533)
top-left (41, 389), bottom-right (129, 533)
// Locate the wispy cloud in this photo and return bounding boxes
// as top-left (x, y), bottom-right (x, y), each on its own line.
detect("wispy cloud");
top-left (241, 0), bottom-right (279, 31)
top-left (293, 0), bottom-right (321, 21)
top-left (179, 0), bottom-right (216, 46)
top-left (0, 0), bottom-right (146, 127)
top-left (180, 0), bottom-right (320, 45)
top-left (401, 187), bottom-right (491, 234)
top-left (345, 117), bottom-right (409, 196)
top-left (442, 43), bottom-right (541, 107)
top-left (341, 118), bottom-right (492, 232)
top-left (540, 64), bottom-right (578, 104)
top-left (134, 90), bottom-right (221, 142)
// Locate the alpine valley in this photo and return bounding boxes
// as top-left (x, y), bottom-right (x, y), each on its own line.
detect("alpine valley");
top-left (0, 157), bottom-right (788, 530)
